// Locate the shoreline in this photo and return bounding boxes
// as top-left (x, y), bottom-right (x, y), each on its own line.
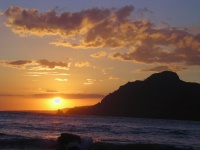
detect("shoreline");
top-left (0, 138), bottom-right (193, 150)
top-left (0, 132), bottom-right (195, 150)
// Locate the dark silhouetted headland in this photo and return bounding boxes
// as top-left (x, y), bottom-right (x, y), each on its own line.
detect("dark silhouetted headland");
top-left (66, 71), bottom-right (200, 121)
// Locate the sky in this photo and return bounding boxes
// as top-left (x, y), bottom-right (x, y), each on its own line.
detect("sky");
top-left (0, 0), bottom-right (200, 110)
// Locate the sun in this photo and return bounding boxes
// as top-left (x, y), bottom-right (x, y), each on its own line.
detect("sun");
top-left (49, 97), bottom-right (68, 110)
top-left (54, 97), bottom-right (62, 105)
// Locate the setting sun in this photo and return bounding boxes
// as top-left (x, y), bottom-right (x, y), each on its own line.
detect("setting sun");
top-left (54, 98), bottom-right (61, 104)
top-left (48, 97), bottom-right (66, 110)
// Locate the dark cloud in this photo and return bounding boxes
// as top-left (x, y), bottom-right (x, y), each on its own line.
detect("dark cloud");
top-left (0, 93), bottom-right (104, 99)
top-left (0, 59), bottom-right (70, 70)
top-left (3, 5), bottom-right (135, 47)
top-left (115, 5), bottom-right (134, 21)
top-left (0, 60), bottom-right (34, 69)
top-left (110, 30), bottom-right (200, 66)
top-left (32, 93), bottom-right (104, 99)
top-left (4, 6), bottom-right (113, 37)
top-left (37, 59), bottom-right (69, 69)
top-left (4, 6), bottom-right (200, 66)
top-left (7, 60), bottom-right (32, 65)
top-left (46, 90), bottom-right (58, 93)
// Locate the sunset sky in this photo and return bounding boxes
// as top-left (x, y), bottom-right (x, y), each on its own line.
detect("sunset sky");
top-left (0, 0), bottom-right (200, 110)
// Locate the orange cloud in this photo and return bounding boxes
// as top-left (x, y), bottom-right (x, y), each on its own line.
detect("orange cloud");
top-left (54, 78), bottom-right (68, 82)
top-left (27, 72), bottom-right (69, 76)
top-left (74, 61), bottom-right (90, 67)
top-left (109, 76), bottom-right (119, 80)
top-left (84, 79), bottom-right (96, 85)
top-left (101, 67), bottom-right (113, 75)
top-left (26, 72), bottom-right (70, 77)
top-left (90, 51), bottom-right (107, 58)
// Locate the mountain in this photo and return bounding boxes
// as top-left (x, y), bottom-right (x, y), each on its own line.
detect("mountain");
top-left (66, 71), bottom-right (200, 120)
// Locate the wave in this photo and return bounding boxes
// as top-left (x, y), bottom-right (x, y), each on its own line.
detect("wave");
top-left (0, 133), bottom-right (26, 140)
top-left (1, 112), bottom-right (199, 150)
top-left (0, 134), bottom-right (56, 150)
top-left (0, 141), bottom-right (194, 150)
top-left (0, 133), bottom-right (194, 150)
top-left (92, 142), bottom-right (194, 150)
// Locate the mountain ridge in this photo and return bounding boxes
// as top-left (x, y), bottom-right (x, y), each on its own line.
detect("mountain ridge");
top-left (66, 71), bottom-right (200, 121)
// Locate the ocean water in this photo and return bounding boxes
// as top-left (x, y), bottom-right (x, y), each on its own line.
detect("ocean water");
top-left (0, 111), bottom-right (200, 150)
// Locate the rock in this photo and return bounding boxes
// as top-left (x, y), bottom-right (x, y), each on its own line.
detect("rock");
top-left (66, 71), bottom-right (200, 121)
top-left (57, 133), bottom-right (93, 150)
top-left (56, 109), bottom-right (64, 115)
top-left (57, 133), bottom-right (81, 150)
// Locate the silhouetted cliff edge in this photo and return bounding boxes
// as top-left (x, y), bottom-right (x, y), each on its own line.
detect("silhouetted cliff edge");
top-left (67, 71), bottom-right (200, 120)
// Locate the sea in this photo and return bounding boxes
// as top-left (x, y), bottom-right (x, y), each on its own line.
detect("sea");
top-left (0, 111), bottom-right (200, 150)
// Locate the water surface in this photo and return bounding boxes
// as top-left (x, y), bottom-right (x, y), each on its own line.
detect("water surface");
top-left (0, 111), bottom-right (199, 149)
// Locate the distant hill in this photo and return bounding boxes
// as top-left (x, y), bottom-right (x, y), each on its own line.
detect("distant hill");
top-left (66, 71), bottom-right (200, 121)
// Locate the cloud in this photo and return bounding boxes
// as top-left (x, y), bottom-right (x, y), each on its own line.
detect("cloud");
top-left (84, 79), bottom-right (96, 85)
top-left (0, 11), bottom-right (4, 15)
top-left (90, 51), bottom-right (107, 58)
top-left (75, 61), bottom-right (90, 67)
top-left (0, 59), bottom-right (70, 70)
top-left (3, 6), bottom-right (200, 66)
top-left (101, 67), bottom-right (113, 75)
top-left (46, 89), bottom-right (58, 93)
top-left (0, 60), bottom-right (34, 69)
top-left (36, 59), bottom-right (69, 70)
top-left (33, 93), bottom-right (104, 99)
top-left (140, 65), bottom-right (187, 72)
top-left (54, 78), bottom-right (68, 82)
top-left (4, 6), bottom-right (114, 37)
top-left (4, 5), bottom-right (134, 48)
top-left (187, 24), bottom-right (200, 34)
top-left (7, 60), bottom-right (32, 65)
top-left (109, 76), bottom-right (119, 80)
top-left (110, 29), bottom-right (200, 66)
top-left (0, 93), bottom-right (104, 99)
top-left (26, 72), bottom-right (70, 76)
